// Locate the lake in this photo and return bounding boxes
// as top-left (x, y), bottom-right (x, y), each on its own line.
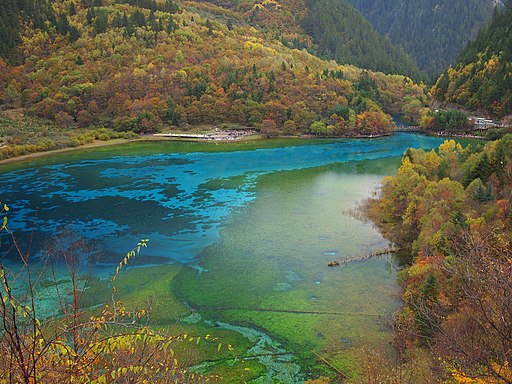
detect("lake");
top-left (0, 133), bottom-right (461, 382)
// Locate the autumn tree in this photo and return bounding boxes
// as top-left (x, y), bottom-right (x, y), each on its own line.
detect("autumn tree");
top-left (0, 202), bottom-right (216, 383)
top-left (367, 135), bottom-right (512, 382)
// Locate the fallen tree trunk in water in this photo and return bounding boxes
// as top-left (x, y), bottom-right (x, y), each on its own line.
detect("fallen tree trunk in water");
top-left (192, 305), bottom-right (381, 317)
top-left (328, 247), bottom-right (399, 267)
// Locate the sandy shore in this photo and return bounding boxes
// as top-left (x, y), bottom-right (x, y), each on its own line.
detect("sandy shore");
top-left (0, 133), bottom-right (263, 165)
top-left (0, 138), bottom-right (136, 165)
top-left (0, 130), bottom-right (395, 165)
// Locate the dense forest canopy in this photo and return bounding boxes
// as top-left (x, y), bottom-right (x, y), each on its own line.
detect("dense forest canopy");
top-left (196, 0), bottom-right (423, 79)
top-left (433, 0), bottom-right (512, 117)
top-left (346, 0), bottom-right (500, 79)
top-left (0, 0), bottom-right (57, 62)
top-left (302, 0), bottom-right (422, 80)
top-left (367, 136), bottom-right (512, 382)
top-left (0, 0), bottom-right (429, 140)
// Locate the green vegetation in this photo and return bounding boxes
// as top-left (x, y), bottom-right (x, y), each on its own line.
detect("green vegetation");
top-left (303, 0), bottom-right (422, 80)
top-left (433, 1), bottom-right (512, 116)
top-left (0, 220), bottom-right (218, 383)
top-left (190, 0), bottom-right (422, 79)
top-left (367, 137), bottom-right (512, 382)
top-left (0, 0), bottom-right (430, 147)
top-left (0, 209), bottom-right (268, 383)
top-left (110, 265), bottom-right (264, 379)
top-left (0, 113), bottom-right (137, 160)
top-left (0, 0), bottom-right (58, 62)
top-left (418, 109), bottom-right (469, 132)
top-left (347, 0), bottom-right (499, 78)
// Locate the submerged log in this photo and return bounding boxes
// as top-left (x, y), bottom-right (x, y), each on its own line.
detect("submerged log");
top-left (311, 350), bottom-right (348, 380)
top-left (194, 305), bottom-right (380, 317)
top-left (329, 247), bottom-right (400, 267)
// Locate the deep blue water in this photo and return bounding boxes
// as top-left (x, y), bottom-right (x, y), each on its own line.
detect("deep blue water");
top-left (0, 133), bottom-right (448, 272)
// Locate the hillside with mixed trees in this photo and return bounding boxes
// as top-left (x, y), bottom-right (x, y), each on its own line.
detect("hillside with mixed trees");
top-left (191, 0), bottom-right (422, 79)
top-left (302, 0), bottom-right (421, 80)
top-left (0, 0), bottom-right (429, 155)
top-left (367, 136), bottom-right (512, 383)
top-left (433, 1), bottom-right (512, 117)
top-left (346, 0), bottom-right (500, 79)
top-left (0, 0), bottom-right (58, 62)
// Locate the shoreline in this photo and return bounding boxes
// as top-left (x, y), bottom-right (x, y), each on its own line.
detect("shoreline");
top-left (0, 134), bottom-right (264, 165)
top-left (0, 129), bottom-right (484, 166)
top-left (434, 131), bottom-right (485, 139)
top-left (0, 138), bottom-right (136, 165)
top-left (0, 132), bottom-right (388, 165)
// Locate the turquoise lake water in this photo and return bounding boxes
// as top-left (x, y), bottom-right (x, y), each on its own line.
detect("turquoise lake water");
top-left (1, 133), bottom-right (446, 270)
top-left (0, 133), bottom-right (463, 381)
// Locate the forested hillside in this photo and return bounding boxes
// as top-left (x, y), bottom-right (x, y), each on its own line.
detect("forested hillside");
top-left (196, 0), bottom-right (422, 79)
top-left (0, 0), bottom-right (57, 62)
top-left (433, 1), bottom-right (512, 117)
top-left (346, 0), bottom-right (499, 78)
top-left (0, 0), bottom-right (428, 141)
top-left (367, 137), bottom-right (512, 382)
top-left (302, 0), bottom-right (421, 80)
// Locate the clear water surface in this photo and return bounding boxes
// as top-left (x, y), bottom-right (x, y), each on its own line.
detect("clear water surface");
top-left (0, 133), bottom-right (460, 381)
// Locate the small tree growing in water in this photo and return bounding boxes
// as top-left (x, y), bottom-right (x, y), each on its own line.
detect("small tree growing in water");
top-left (0, 201), bottom-right (216, 383)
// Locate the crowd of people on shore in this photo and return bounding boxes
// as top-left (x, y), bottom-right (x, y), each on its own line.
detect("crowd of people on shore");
top-left (208, 129), bottom-right (256, 140)
top-left (435, 131), bottom-right (484, 139)
top-left (154, 128), bottom-right (257, 141)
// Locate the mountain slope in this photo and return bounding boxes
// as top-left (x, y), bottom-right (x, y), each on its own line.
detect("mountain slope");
top-left (302, 0), bottom-right (421, 80)
top-left (433, 1), bottom-right (512, 116)
top-left (367, 135), bottom-right (512, 383)
top-left (346, 0), bottom-right (500, 78)
top-left (0, 0), bottom-right (428, 138)
top-left (0, 0), bottom-right (56, 61)
top-left (197, 0), bottom-right (422, 79)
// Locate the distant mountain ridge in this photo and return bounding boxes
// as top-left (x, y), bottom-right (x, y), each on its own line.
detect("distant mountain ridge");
top-left (433, 0), bottom-right (512, 117)
top-left (302, 0), bottom-right (422, 80)
top-left (346, 0), bottom-right (501, 78)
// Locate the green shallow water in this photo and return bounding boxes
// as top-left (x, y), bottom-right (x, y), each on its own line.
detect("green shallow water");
top-left (0, 133), bottom-right (471, 382)
top-left (173, 160), bottom-right (402, 381)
